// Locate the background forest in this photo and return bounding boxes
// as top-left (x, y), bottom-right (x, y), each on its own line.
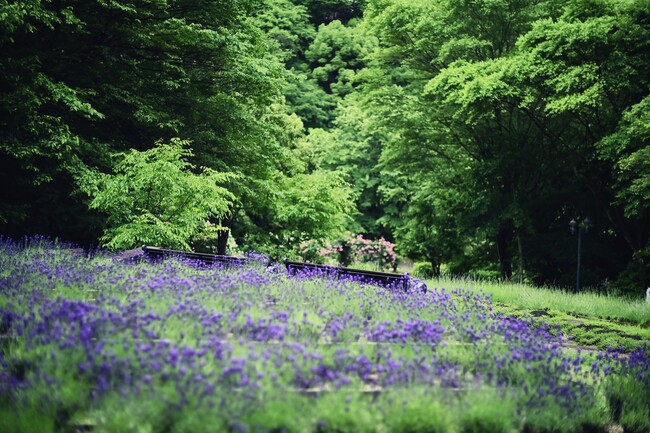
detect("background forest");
top-left (1, 0), bottom-right (648, 296)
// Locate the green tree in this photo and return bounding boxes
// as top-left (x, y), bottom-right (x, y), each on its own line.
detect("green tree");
top-left (77, 139), bottom-right (235, 250)
top-left (280, 17), bottom-right (378, 129)
top-left (358, 0), bottom-right (649, 289)
top-left (255, 0), bottom-right (315, 66)
top-left (236, 168), bottom-right (355, 258)
top-left (306, 19), bottom-right (377, 98)
top-left (514, 0), bottom-right (650, 291)
top-left (0, 0), bottom-right (287, 245)
top-left (360, 0), bottom-right (553, 279)
top-left (601, 36), bottom-right (650, 294)
top-left (284, 72), bottom-right (338, 129)
top-left (252, 0), bottom-right (339, 130)
top-left (303, 92), bottom-right (388, 237)
top-left (0, 1), bottom-right (105, 232)
top-left (275, 170), bottom-right (354, 242)
top-left (294, 0), bottom-right (365, 25)
top-left (599, 97), bottom-right (650, 222)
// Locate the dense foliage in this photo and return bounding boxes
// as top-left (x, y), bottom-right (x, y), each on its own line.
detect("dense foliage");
top-left (1, 240), bottom-right (649, 432)
top-left (77, 139), bottom-right (235, 250)
top-left (1, 0), bottom-right (648, 294)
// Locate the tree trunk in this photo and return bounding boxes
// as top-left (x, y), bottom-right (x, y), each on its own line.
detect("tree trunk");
top-left (427, 247), bottom-right (441, 278)
top-left (429, 259), bottom-right (441, 278)
top-left (517, 231), bottom-right (524, 284)
top-left (216, 230), bottom-right (229, 255)
top-left (215, 215), bottom-right (236, 255)
top-left (496, 220), bottom-right (514, 280)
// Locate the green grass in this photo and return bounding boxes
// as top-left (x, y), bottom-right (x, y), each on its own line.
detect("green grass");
top-left (432, 277), bottom-right (650, 324)
top-left (432, 276), bottom-right (650, 350)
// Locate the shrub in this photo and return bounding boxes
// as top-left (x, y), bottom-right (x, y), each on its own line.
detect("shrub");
top-left (412, 262), bottom-right (434, 278)
top-left (307, 234), bottom-right (398, 271)
top-left (77, 139), bottom-right (235, 250)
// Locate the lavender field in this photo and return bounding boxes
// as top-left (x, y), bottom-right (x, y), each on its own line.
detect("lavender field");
top-left (1, 239), bottom-right (648, 433)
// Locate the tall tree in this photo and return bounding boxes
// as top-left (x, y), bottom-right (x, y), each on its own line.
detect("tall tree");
top-left (357, 0), bottom-right (649, 290)
top-left (0, 0), bottom-right (288, 245)
top-left (294, 0), bottom-right (365, 25)
top-left (360, 0), bottom-right (554, 279)
top-left (305, 19), bottom-right (377, 98)
top-left (514, 0), bottom-right (650, 291)
top-left (304, 93), bottom-right (385, 237)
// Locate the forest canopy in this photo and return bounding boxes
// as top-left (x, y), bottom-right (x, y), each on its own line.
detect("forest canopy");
top-left (1, 0), bottom-right (648, 295)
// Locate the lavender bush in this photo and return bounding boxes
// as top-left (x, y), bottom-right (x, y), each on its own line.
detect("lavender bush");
top-left (0, 238), bottom-right (648, 433)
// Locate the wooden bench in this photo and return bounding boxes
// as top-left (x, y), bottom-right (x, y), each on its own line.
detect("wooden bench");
top-left (141, 246), bottom-right (426, 292)
top-left (142, 246), bottom-right (250, 267)
top-left (283, 260), bottom-right (415, 291)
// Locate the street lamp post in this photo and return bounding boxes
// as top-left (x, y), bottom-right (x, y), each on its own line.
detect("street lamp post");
top-left (569, 217), bottom-right (591, 292)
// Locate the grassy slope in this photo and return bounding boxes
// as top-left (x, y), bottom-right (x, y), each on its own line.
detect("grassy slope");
top-left (430, 277), bottom-right (650, 351)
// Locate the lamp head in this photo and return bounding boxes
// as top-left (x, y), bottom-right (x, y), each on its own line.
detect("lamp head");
top-left (569, 219), bottom-right (577, 235)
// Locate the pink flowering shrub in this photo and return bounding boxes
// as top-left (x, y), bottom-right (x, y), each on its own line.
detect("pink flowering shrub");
top-left (297, 239), bottom-right (327, 263)
top-left (309, 234), bottom-right (398, 271)
top-left (349, 235), bottom-right (398, 271)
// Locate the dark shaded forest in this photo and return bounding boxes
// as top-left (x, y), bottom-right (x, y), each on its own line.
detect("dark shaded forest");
top-left (1, 0), bottom-right (648, 295)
